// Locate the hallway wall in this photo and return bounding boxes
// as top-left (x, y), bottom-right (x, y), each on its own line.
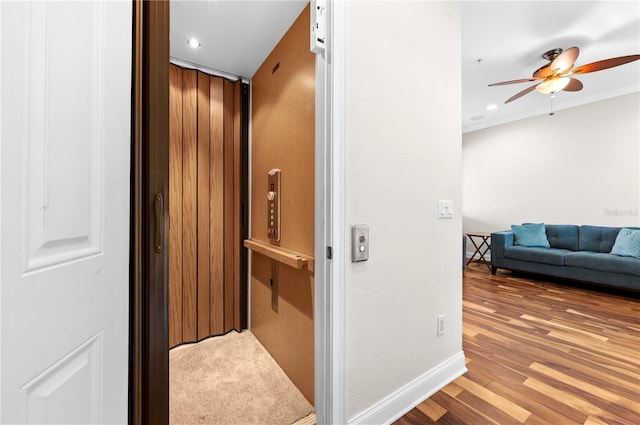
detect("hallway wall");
top-left (344, 2), bottom-right (464, 422)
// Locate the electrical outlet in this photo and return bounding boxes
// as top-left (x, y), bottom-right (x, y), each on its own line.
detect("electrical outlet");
top-left (437, 314), bottom-right (445, 336)
top-left (438, 200), bottom-right (453, 219)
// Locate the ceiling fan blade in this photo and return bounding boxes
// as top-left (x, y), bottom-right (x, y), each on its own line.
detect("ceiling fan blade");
top-left (489, 78), bottom-right (539, 87)
top-left (572, 54), bottom-right (640, 74)
top-left (505, 84), bottom-right (538, 103)
top-left (563, 78), bottom-right (583, 92)
top-left (549, 46), bottom-right (579, 75)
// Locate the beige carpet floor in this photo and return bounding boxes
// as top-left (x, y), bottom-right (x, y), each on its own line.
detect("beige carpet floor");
top-left (170, 330), bottom-right (314, 425)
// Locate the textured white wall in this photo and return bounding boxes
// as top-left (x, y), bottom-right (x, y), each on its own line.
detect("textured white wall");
top-left (345, 1), bottom-right (463, 420)
top-left (462, 92), bottom-right (640, 239)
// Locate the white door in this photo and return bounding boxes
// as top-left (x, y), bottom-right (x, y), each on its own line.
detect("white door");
top-left (0, 1), bottom-right (132, 423)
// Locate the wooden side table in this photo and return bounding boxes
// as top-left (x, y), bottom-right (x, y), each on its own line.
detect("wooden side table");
top-left (466, 232), bottom-right (491, 269)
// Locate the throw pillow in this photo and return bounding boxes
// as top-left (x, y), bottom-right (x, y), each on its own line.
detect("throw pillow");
top-left (610, 228), bottom-right (640, 258)
top-left (511, 223), bottom-right (550, 248)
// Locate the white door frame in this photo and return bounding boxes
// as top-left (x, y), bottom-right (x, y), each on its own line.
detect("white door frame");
top-left (313, 1), bottom-right (347, 423)
top-left (0, 3), bottom-right (3, 420)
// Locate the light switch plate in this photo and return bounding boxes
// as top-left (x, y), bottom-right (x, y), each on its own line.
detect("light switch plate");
top-left (438, 200), bottom-right (453, 219)
top-left (351, 224), bottom-right (369, 262)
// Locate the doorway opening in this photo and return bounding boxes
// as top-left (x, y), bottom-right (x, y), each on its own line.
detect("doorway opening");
top-left (167, 3), bottom-right (316, 424)
top-left (130, 1), bottom-right (342, 423)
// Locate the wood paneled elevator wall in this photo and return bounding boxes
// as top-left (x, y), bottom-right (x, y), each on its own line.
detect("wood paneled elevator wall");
top-left (249, 4), bottom-right (315, 404)
top-left (169, 64), bottom-right (248, 349)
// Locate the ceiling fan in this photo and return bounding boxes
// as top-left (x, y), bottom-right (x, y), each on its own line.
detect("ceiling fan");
top-left (489, 47), bottom-right (640, 103)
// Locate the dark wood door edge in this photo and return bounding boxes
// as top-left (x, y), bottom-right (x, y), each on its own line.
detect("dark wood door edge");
top-left (130, 1), bottom-right (170, 425)
top-left (129, 1), bottom-right (143, 424)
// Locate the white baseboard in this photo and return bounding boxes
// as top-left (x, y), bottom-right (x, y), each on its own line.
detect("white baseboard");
top-left (348, 351), bottom-right (467, 425)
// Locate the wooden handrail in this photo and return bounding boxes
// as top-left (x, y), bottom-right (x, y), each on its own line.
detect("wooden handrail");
top-left (244, 239), bottom-right (314, 272)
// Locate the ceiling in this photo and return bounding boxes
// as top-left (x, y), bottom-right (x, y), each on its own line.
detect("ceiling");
top-left (170, 0), bottom-right (307, 80)
top-left (462, 1), bottom-right (639, 132)
top-left (170, 1), bottom-right (640, 133)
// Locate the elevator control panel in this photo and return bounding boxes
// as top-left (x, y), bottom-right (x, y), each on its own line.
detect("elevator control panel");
top-left (351, 224), bottom-right (369, 262)
top-left (267, 169), bottom-right (281, 241)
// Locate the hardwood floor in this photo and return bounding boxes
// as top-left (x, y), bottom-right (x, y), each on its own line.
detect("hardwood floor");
top-left (394, 264), bottom-right (640, 425)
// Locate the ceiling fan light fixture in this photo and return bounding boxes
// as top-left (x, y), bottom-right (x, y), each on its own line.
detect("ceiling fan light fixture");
top-left (536, 77), bottom-right (570, 94)
top-left (490, 47), bottom-right (636, 104)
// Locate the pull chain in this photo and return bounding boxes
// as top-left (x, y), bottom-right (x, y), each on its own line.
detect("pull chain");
top-left (549, 94), bottom-right (555, 116)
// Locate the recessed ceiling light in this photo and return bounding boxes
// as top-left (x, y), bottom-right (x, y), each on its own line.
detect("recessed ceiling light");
top-left (187, 38), bottom-right (201, 48)
top-left (486, 104), bottom-right (498, 111)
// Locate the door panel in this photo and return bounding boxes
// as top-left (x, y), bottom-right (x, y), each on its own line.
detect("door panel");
top-left (181, 68), bottom-right (198, 343)
top-left (209, 77), bottom-right (225, 336)
top-left (168, 65), bottom-right (247, 348)
top-left (196, 72), bottom-right (211, 340)
top-left (1, 1), bottom-right (132, 423)
top-left (168, 64), bottom-right (184, 348)
top-left (25, 1), bottom-right (102, 272)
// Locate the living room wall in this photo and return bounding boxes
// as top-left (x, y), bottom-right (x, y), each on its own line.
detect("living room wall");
top-left (462, 92), bottom-right (639, 244)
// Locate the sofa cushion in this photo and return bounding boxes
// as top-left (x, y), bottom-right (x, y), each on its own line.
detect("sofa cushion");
top-left (565, 251), bottom-right (640, 277)
top-left (511, 223), bottom-right (550, 248)
top-left (579, 226), bottom-right (621, 253)
top-left (504, 246), bottom-right (568, 266)
top-left (545, 224), bottom-right (579, 251)
top-left (610, 228), bottom-right (640, 258)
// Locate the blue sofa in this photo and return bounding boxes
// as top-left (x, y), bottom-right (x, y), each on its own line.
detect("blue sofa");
top-left (491, 224), bottom-right (640, 291)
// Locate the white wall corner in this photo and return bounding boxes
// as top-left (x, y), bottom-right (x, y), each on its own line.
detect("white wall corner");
top-left (348, 352), bottom-right (467, 425)
top-left (0, 2), bottom-right (3, 418)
